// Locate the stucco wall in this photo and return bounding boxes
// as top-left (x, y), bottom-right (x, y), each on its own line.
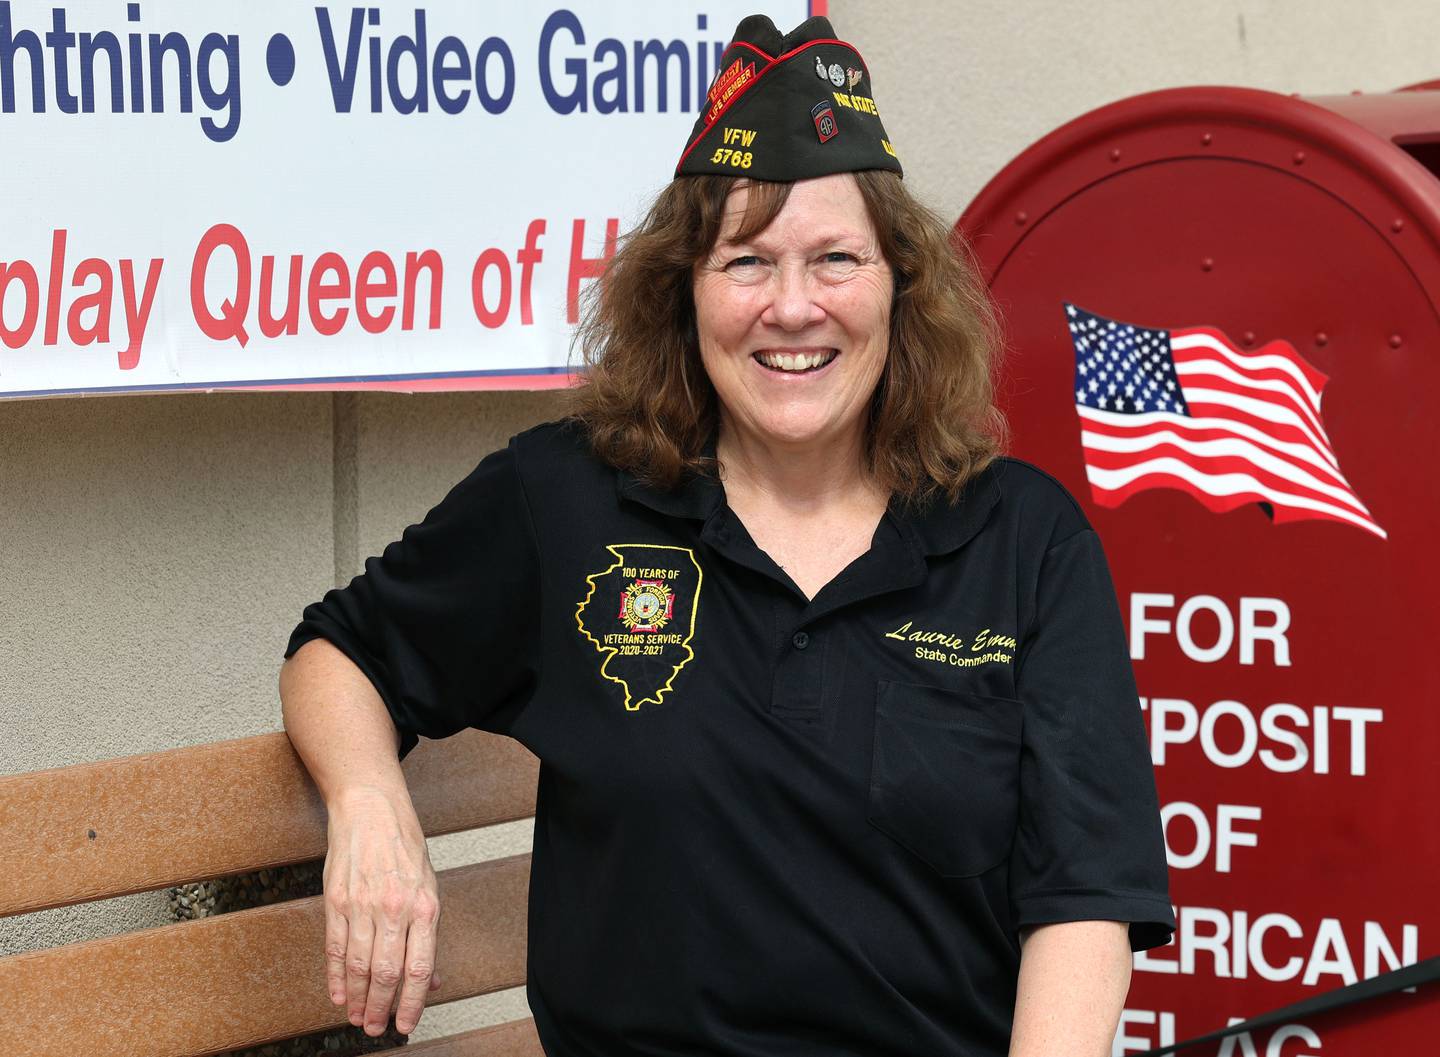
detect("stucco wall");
top-left (3, 0), bottom-right (1435, 1043)
top-left (854, 0), bottom-right (1436, 218)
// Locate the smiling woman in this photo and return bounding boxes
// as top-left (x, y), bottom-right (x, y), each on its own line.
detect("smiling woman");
top-left (281, 11), bottom-right (1176, 1057)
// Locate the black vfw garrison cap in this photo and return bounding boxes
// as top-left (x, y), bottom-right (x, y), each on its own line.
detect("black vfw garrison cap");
top-left (675, 14), bottom-right (903, 182)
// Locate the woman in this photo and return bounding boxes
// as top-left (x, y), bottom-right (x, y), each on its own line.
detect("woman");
top-left (280, 13), bottom-right (1175, 1057)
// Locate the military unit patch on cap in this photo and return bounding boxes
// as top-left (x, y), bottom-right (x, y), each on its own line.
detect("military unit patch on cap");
top-left (674, 14), bottom-right (902, 182)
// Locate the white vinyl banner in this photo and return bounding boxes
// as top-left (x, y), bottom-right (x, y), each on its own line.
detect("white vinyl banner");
top-left (0, 0), bottom-right (813, 398)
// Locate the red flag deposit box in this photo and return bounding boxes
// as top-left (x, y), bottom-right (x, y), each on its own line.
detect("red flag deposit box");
top-left (958, 85), bottom-right (1440, 1055)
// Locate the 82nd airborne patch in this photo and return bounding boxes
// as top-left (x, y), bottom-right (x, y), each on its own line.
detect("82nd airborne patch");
top-left (811, 100), bottom-right (838, 143)
top-left (576, 543), bottom-right (703, 711)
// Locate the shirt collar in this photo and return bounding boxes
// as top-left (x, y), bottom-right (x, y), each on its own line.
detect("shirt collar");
top-left (614, 432), bottom-right (1002, 558)
top-left (887, 462), bottom-right (1002, 557)
top-left (614, 429), bottom-right (727, 521)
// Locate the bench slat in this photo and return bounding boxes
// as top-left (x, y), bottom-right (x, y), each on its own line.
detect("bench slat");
top-left (0, 730), bottom-right (537, 917)
top-left (374, 1017), bottom-right (545, 1057)
top-left (0, 855), bottom-right (530, 1057)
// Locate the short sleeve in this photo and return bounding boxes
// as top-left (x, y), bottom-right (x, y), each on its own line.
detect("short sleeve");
top-left (283, 438), bottom-right (541, 761)
top-left (1009, 527), bottom-right (1176, 953)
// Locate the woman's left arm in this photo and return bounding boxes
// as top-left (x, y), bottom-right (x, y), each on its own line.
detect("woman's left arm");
top-left (1008, 920), bottom-right (1132, 1057)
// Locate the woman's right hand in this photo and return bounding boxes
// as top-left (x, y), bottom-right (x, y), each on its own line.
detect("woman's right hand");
top-left (322, 786), bottom-right (443, 1037)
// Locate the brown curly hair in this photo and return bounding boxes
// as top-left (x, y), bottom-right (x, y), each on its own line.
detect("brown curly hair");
top-left (562, 170), bottom-right (1008, 507)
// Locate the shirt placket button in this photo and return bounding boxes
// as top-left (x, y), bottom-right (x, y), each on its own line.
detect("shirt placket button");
top-left (792, 630), bottom-right (810, 650)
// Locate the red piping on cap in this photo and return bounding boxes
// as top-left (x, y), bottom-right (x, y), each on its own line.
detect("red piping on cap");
top-left (675, 37), bottom-right (866, 174)
top-left (728, 40), bottom-right (774, 62)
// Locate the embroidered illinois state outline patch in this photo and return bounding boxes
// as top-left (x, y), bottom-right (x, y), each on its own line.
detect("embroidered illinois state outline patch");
top-left (574, 543), bottom-right (703, 711)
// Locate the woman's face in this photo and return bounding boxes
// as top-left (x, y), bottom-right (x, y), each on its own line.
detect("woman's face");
top-left (693, 172), bottom-right (893, 453)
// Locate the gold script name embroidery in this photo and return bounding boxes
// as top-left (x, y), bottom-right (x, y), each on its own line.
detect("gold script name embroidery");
top-left (884, 620), bottom-right (1018, 654)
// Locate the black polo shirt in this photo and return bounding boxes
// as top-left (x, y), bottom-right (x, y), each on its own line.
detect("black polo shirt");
top-left (284, 417), bottom-right (1175, 1057)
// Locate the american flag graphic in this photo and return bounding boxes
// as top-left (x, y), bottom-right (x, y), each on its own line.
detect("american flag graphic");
top-left (1065, 304), bottom-right (1386, 540)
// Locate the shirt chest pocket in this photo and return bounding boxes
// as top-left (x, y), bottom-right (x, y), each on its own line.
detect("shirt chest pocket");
top-left (867, 680), bottom-right (1023, 879)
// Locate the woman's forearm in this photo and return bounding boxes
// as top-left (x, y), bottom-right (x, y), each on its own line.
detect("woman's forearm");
top-left (1008, 920), bottom-right (1133, 1057)
top-left (279, 636), bottom-right (410, 808)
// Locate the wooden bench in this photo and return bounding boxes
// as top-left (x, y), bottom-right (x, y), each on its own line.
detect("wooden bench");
top-left (0, 729), bottom-right (546, 1057)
